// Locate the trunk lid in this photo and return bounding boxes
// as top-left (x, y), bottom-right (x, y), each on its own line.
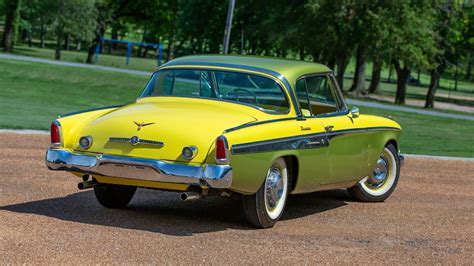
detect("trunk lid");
top-left (74, 97), bottom-right (257, 163)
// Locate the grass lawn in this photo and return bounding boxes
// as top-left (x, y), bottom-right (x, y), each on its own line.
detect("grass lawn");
top-left (0, 58), bottom-right (472, 157)
top-left (13, 45), bottom-right (159, 72)
top-left (0, 59), bottom-right (149, 129)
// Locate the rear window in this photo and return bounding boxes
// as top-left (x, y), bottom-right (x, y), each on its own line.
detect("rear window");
top-left (141, 69), bottom-right (290, 113)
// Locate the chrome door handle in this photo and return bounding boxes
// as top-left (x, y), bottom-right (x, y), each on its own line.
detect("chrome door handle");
top-left (325, 125), bottom-right (334, 132)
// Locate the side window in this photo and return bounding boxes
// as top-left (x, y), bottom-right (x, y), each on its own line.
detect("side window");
top-left (305, 75), bottom-right (338, 115)
top-left (295, 79), bottom-right (311, 117)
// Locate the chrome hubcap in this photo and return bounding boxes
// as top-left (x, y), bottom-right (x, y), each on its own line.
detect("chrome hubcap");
top-left (367, 155), bottom-right (389, 188)
top-left (265, 167), bottom-right (284, 210)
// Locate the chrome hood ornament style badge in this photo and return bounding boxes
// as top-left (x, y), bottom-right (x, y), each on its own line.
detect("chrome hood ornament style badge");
top-left (134, 121), bottom-right (155, 131)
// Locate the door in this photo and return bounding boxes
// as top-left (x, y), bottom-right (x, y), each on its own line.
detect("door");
top-left (298, 74), bottom-right (368, 186)
top-left (291, 78), bottom-right (331, 193)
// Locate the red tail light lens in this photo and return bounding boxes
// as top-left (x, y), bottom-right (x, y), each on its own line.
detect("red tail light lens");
top-left (215, 136), bottom-right (227, 161)
top-left (50, 122), bottom-right (61, 145)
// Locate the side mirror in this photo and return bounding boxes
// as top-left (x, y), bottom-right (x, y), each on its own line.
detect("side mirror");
top-left (351, 107), bottom-right (360, 118)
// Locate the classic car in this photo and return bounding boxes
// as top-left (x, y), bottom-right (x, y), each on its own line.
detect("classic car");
top-left (46, 55), bottom-right (403, 228)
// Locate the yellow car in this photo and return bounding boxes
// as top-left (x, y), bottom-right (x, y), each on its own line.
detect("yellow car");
top-left (46, 55), bottom-right (403, 228)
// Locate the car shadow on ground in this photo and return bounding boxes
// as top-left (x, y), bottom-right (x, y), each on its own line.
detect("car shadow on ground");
top-left (0, 188), bottom-right (350, 236)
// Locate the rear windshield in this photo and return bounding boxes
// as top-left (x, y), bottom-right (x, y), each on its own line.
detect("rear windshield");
top-left (140, 69), bottom-right (290, 113)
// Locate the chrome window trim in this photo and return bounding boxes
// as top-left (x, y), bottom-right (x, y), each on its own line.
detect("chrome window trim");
top-left (295, 72), bottom-right (349, 118)
top-left (155, 62), bottom-right (302, 118)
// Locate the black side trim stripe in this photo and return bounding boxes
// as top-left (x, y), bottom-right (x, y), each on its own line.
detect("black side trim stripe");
top-left (231, 126), bottom-right (400, 154)
top-left (58, 104), bottom-right (126, 118)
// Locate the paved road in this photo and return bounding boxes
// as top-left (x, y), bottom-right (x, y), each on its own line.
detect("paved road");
top-left (346, 99), bottom-right (474, 121)
top-left (1, 133), bottom-right (473, 264)
top-left (0, 53), bottom-right (151, 76)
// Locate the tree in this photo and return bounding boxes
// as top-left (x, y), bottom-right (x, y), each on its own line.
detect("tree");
top-left (2, 0), bottom-right (21, 53)
top-left (51, 0), bottom-right (97, 60)
top-left (425, 1), bottom-right (458, 108)
top-left (387, 1), bottom-right (438, 104)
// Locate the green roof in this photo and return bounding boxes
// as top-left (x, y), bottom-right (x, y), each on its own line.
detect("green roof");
top-left (163, 55), bottom-right (331, 86)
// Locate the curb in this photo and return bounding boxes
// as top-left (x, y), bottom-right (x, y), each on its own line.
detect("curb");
top-left (403, 154), bottom-right (474, 161)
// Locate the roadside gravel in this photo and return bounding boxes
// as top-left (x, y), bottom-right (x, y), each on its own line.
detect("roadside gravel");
top-left (1, 133), bottom-right (473, 264)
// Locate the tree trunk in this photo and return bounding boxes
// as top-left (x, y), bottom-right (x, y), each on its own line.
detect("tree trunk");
top-left (27, 30), bottom-right (32, 47)
top-left (393, 60), bottom-right (410, 104)
top-left (349, 45), bottom-right (367, 94)
top-left (64, 33), bottom-right (70, 50)
top-left (387, 66), bottom-right (393, 82)
top-left (55, 33), bottom-right (62, 60)
top-left (110, 26), bottom-right (118, 53)
top-left (39, 24), bottom-right (45, 48)
top-left (425, 63), bottom-right (446, 109)
top-left (368, 59), bottom-right (382, 94)
top-left (299, 48), bottom-right (305, 60)
top-left (465, 55), bottom-right (472, 81)
top-left (327, 56), bottom-right (336, 70)
top-left (454, 64), bottom-right (458, 91)
top-left (2, 0), bottom-right (22, 53)
top-left (335, 54), bottom-right (349, 91)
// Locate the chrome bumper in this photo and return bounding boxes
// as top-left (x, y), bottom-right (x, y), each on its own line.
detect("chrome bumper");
top-left (45, 148), bottom-right (232, 189)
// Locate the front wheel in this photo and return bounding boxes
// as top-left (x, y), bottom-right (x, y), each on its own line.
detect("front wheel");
top-left (94, 183), bottom-right (137, 208)
top-left (243, 158), bottom-right (289, 228)
top-left (348, 144), bottom-right (400, 202)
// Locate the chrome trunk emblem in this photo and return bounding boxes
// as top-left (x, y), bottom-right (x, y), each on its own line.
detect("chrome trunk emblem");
top-left (109, 136), bottom-right (164, 147)
top-left (134, 121), bottom-right (155, 131)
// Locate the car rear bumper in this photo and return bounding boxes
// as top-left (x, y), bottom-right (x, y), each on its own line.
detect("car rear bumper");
top-left (45, 148), bottom-right (232, 189)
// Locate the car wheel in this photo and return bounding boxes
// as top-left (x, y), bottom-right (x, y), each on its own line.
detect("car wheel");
top-left (93, 183), bottom-right (137, 208)
top-left (348, 144), bottom-right (400, 202)
top-left (243, 158), bottom-right (289, 228)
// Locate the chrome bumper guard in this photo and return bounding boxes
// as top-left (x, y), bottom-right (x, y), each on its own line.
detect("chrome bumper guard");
top-left (45, 148), bottom-right (232, 189)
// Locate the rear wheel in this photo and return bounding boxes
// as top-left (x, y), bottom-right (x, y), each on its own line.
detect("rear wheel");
top-left (243, 158), bottom-right (288, 228)
top-left (348, 144), bottom-right (400, 202)
top-left (94, 183), bottom-right (137, 208)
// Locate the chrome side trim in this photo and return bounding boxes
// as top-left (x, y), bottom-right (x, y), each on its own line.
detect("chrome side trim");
top-left (109, 137), bottom-right (164, 147)
top-left (232, 132), bottom-right (328, 154)
top-left (231, 126), bottom-right (400, 154)
top-left (45, 149), bottom-right (232, 189)
top-left (58, 104), bottom-right (125, 118)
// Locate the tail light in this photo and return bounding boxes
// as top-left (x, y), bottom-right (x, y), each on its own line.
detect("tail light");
top-left (215, 136), bottom-right (229, 164)
top-left (50, 121), bottom-right (61, 147)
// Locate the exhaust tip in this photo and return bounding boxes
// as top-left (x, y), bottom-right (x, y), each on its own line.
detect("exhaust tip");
top-left (78, 179), bottom-right (97, 190)
top-left (180, 191), bottom-right (202, 201)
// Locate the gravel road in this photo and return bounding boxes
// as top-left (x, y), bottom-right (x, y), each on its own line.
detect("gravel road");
top-left (1, 133), bottom-right (473, 264)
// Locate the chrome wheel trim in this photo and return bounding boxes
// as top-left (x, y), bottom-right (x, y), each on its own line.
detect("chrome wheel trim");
top-left (360, 147), bottom-right (397, 197)
top-left (263, 159), bottom-right (288, 220)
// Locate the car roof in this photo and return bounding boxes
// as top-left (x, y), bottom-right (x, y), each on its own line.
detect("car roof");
top-left (162, 55), bottom-right (332, 86)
